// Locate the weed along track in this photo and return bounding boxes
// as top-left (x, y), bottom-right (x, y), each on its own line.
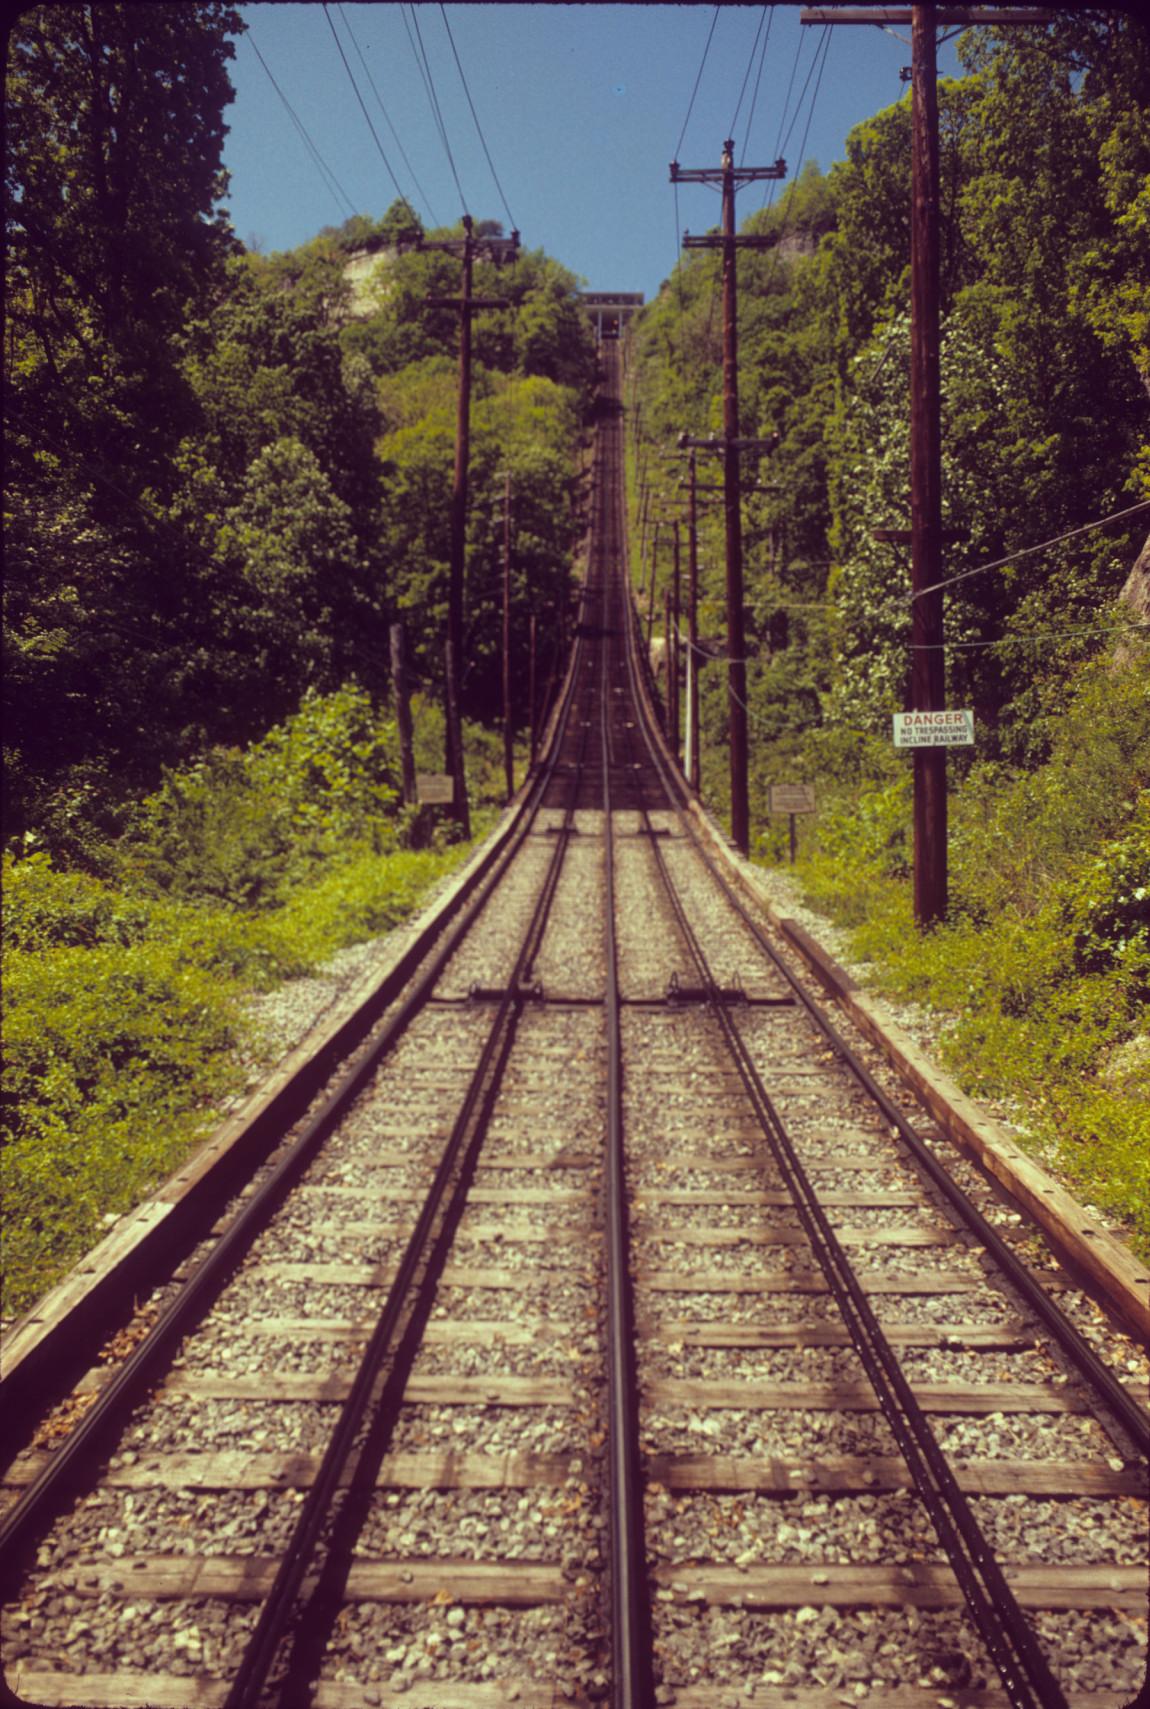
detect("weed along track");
top-left (2, 346), bottom-right (1148, 1709)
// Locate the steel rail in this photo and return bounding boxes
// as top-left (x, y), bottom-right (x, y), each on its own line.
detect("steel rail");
top-left (0, 547), bottom-right (594, 1599)
top-left (629, 779), bottom-right (1068, 1708)
top-left (610, 420), bottom-right (1127, 1702)
top-left (615, 447), bottom-right (1150, 1464)
top-left (596, 377), bottom-right (655, 1709)
top-left (224, 697), bottom-right (593, 1707)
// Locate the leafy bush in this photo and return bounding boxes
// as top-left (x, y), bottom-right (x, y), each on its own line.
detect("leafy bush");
top-left (1, 935), bottom-right (249, 1315)
top-left (1, 683), bottom-right (491, 1318)
top-left (2, 851), bottom-right (155, 951)
top-left (123, 685), bottom-right (402, 906)
top-left (776, 653), bottom-right (1150, 1259)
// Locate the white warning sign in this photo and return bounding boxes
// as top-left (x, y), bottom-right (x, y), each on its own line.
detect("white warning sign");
top-left (892, 710), bottom-right (975, 749)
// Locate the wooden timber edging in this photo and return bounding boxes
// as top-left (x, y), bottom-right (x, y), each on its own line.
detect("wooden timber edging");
top-left (0, 780), bottom-right (539, 1449)
top-left (683, 795), bottom-right (1150, 1347)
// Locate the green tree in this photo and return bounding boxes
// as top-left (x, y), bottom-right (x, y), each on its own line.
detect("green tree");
top-left (4, 3), bottom-right (245, 847)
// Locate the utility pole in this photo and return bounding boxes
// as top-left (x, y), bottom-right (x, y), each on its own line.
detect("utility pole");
top-left (663, 587), bottom-right (674, 743)
top-left (801, 4), bottom-right (1047, 922)
top-left (685, 450), bottom-right (701, 791)
top-left (398, 216), bottom-right (520, 838)
top-left (528, 614), bottom-right (538, 765)
top-left (502, 470), bottom-right (514, 802)
top-left (390, 621), bottom-right (417, 807)
top-left (670, 522), bottom-right (682, 767)
top-left (646, 522), bottom-right (661, 648)
top-left (672, 143), bottom-right (786, 854)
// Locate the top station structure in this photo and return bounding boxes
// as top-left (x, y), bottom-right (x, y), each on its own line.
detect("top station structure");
top-left (580, 292), bottom-right (644, 342)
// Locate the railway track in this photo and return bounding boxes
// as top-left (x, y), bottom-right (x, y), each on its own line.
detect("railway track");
top-left (2, 345), bottom-right (1147, 1709)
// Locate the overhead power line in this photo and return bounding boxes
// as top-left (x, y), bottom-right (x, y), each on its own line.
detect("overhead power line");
top-left (439, 4), bottom-right (518, 233)
top-left (739, 5), bottom-right (776, 166)
top-left (337, 3), bottom-right (439, 226)
top-left (245, 31), bottom-right (357, 219)
top-left (911, 620), bottom-right (1150, 651)
top-left (771, 23), bottom-right (832, 196)
top-left (323, 3), bottom-right (411, 210)
top-left (403, 2), bottom-right (469, 215)
top-left (770, 23), bottom-right (809, 165)
top-left (730, 5), bottom-right (771, 141)
top-left (674, 6), bottom-right (721, 161)
top-left (911, 499), bottom-right (1150, 601)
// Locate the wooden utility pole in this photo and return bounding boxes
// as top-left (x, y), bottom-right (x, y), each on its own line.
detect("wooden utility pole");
top-left (663, 587), bottom-right (674, 743)
top-left (685, 451), bottom-right (701, 791)
top-left (390, 621), bottom-right (417, 806)
top-left (801, 5), bottom-right (1047, 922)
top-left (646, 522), bottom-right (661, 648)
top-left (672, 143), bottom-right (786, 854)
top-left (398, 216), bottom-right (520, 838)
top-left (908, 4), bottom-right (947, 925)
top-left (502, 470), bottom-right (514, 801)
top-left (670, 522), bottom-right (682, 767)
top-left (528, 613), bottom-right (538, 764)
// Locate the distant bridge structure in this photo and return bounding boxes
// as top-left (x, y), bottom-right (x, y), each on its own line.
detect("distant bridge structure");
top-left (580, 291), bottom-right (644, 342)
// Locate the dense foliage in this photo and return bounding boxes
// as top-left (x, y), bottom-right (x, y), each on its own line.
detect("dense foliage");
top-left (630, 13), bottom-right (1149, 1251)
top-left (1, 686), bottom-right (498, 1316)
top-left (3, 5), bottom-right (597, 1313)
top-left (4, 5), bottom-right (596, 853)
top-left (634, 14), bottom-right (1148, 777)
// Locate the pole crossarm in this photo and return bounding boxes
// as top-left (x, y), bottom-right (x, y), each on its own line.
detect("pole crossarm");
top-left (425, 296), bottom-right (511, 311)
top-left (678, 433), bottom-right (780, 453)
top-left (670, 160), bottom-right (786, 184)
top-left (683, 233), bottom-right (778, 251)
top-left (799, 7), bottom-right (1052, 21)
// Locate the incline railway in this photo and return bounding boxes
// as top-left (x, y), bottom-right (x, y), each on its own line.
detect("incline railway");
top-left (1, 345), bottom-right (1147, 1709)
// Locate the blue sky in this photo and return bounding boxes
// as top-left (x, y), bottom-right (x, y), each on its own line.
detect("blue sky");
top-left (223, 4), bottom-right (963, 301)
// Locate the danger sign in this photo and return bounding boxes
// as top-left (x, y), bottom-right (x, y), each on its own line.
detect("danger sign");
top-left (892, 710), bottom-right (975, 748)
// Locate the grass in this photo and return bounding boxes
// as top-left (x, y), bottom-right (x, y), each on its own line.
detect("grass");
top-left (1, 685), bottom-right (512, 1320)
top-left (767, 653), bottom-right (1150, 1262)
top-left (0, 841), bottom-right (473, 1319)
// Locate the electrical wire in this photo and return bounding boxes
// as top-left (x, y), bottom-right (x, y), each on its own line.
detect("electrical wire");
top-left (730, 6), bottom-right (770, 140)
top-left (910, 499), bottom-right (1150, 601)
top-left (399, 2), bottom-right (450, 172)
top-left (674, 5), bottom-right (721, 160)
top-left (404, 2), bottom-right (469, 215)
top-left (754, 24), bottom-right (832, 294)
top-left (776, 24), bottom-right (832, 172)
top-left (439, 4), bottom-right (518, 233)
top-left (740, 5), bottom-right (776, 166)
top-left (911, 621), bottom-right (1150, 650)
top-left (770, 23), bottom-right (809, 168)
top-left (672, 178), bottom-right (689, 325)
top-left (337, 3), bottom-right (438, 226)
top-left (245, 31), bottom-right (357, 219)
top-left (322, 3), bottom-right (409, 207)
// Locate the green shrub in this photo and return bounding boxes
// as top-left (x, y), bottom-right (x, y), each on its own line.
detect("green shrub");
top-left (122, 684), bottom-right (404, 907)
top-left (768, 652), bottom-right (1150, 1259)
top-left (1, 936), bottom-right (248, 1314)
top-left (2, 851), bottom-right (155, 950)
top-left (1, 679), bottom-right (491, 1317)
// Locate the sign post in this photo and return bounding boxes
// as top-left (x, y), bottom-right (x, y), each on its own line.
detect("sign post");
top-left (768, 783), bottom-right (817, 865)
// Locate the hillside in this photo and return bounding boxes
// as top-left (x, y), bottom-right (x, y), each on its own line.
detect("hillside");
top-left (626, 14), bottom-right (1149, 1255)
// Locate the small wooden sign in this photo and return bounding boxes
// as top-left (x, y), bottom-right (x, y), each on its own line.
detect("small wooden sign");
top-left (769, 783), bottom-right (816, 815)
top-left (416, 773), bottom-right (455, 804)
